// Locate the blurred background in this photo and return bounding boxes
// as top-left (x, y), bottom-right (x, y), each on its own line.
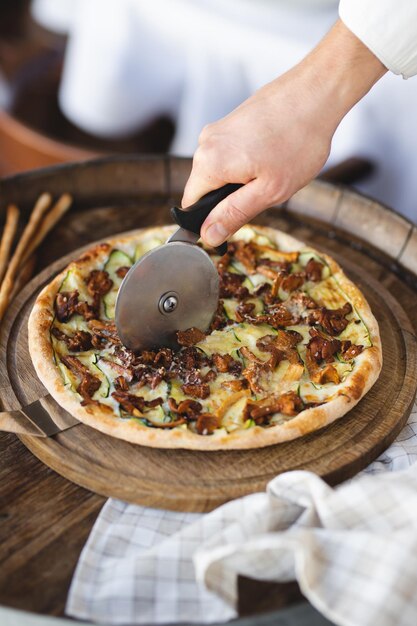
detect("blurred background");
top-left (0, 0), bottom-right (415, 222)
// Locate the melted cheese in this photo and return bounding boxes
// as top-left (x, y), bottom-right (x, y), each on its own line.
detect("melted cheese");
top-left (308, 276), bottom-right (347, 309)
top-left (50, 226), bottom-right (374, 434)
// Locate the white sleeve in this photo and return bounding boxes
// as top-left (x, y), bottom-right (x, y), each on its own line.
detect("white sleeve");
top-left (339, 0), bottom-right (417, 79)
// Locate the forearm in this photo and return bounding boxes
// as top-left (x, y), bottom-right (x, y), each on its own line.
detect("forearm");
top-left (290, 19), bottom-right (387, 132)
top-left (339, 0), bottom-right (417, 80)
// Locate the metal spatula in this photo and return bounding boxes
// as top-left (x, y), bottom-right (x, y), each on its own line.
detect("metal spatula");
top-left (0, 396), bottom-right (79, 437)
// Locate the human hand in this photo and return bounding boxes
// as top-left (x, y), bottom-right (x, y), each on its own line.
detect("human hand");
top-left (182, 20), bottom-right (386, 248)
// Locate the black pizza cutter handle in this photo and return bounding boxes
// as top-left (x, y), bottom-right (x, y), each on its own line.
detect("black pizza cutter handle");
top-left (171, 183), bottom-right (243, 256)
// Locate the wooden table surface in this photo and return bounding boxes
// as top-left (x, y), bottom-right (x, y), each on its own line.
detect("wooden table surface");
top-left (0, 431), bottom-right (103, 616)
top-left (0, 199), bottom-right (303, 619)
top-left (0, 186), bottom-right (416, 620)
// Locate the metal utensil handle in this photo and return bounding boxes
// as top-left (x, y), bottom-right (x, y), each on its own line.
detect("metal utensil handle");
top-left (0, 403), bottom-right (48, 437)
top-left (171, 183), bottom-right (243, 256)
top-left (0, 397), bottom-right (78, 437)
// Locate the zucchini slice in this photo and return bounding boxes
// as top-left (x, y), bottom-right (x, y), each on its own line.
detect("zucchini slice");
top-left (233, 225), bottom-right (275, 247)
top-left (104, 250), bottom-right (132, 278)
top-left (59, 268), bottom-right (90, 301)
top-left (338, 318), bottom-right (372, 348)
top-left (103, 250), bottom-right (133, 319)
top-left (196, 327), bottom-right (243, 356)
top-left (134, 237), bottom-right (165, 262)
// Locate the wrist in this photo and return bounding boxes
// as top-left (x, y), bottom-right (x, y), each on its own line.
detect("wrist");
top-left (297, 19), bottom-right (387, 128)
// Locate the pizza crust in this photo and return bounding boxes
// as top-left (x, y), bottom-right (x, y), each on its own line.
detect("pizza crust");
top-left (28, 225), bottom-right (382, 450)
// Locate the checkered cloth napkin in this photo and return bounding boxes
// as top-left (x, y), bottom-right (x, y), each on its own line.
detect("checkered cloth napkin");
top-left (66, 400), bottom-right (417, 626)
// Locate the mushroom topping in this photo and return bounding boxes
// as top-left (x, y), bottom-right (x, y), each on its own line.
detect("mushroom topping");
top-left (86, 270), bottom-right (113, 297)
top-left (309, 302), bottom-right (352, 335)
top-left (232, 241), bottom-right (257, 274)
top-left (244, 390), bottom-right (304, 424)
top-left (181, 383), bottom-right (211, 399)
top-left (212, 353), bottom-right (242, 375)
top-left (51, 327), bottom-right (93, 352)
top-left (168, 398), bottom-right (202, 420)
top-left (54, 290), bottom-right (79, 322)
top-left (219, 272), bottom-right (249, 299)
top-left (341, 340), bottom-right (364, 361)
top-left (111, 390), bottom-right (163, 416)
top-left (177, 327), bottom-right (206, 347)
top-left (196, 413), bottom-right (219, 435)
top-left (116, 266), bottom-right (130, 279)
top-left (61, 355), bottom-right (101, 405)
top-left (312, 364), bottom-right (340, 385)
top-left (305, 258), bottom-right (324, 282)
top-left (307, 328), bottom-right (341, 364)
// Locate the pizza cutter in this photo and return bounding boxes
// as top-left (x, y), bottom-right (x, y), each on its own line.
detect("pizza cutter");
top-left (115, 183), bottom-right (242, 352)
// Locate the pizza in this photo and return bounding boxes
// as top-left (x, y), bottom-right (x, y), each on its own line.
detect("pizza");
top-left (28, 225), bottom-right (382, 450)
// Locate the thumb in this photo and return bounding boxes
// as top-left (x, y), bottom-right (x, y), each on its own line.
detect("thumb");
top-left (200, 179), bottom-right (270, 247)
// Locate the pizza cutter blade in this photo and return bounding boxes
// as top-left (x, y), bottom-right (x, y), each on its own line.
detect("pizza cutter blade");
top-left (115, 183), bottom-right (242, 352)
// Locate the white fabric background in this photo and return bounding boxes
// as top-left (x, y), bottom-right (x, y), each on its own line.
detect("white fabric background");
top-left (32, 0), bottom-right (417, 222)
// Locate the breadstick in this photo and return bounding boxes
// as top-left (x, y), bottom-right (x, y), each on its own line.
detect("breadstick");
top-left (0, 193), bottom-right (52, 321)
top-left (10, 254), bottom-right (37, 300)
top-left (0, 204), bottom-right (20, 285)
top-left (21, 193), bottom-right (73, 266)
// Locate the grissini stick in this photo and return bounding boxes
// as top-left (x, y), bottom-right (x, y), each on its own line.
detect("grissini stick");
top-left (0, 204), bottom-right (20, 285)
top-left (11, 254), bottom-right (37, 300)
top-left (0, 193), bottom-right (52, 321)
top-left (21, 193), bottom-right (73, 266)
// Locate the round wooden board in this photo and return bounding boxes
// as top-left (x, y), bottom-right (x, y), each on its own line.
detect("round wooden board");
top-left (2, 238), bottom-right (416, 513)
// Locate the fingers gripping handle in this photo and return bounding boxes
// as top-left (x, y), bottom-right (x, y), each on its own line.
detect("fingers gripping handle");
top-left (171, 183), bottom-right (243, 256)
